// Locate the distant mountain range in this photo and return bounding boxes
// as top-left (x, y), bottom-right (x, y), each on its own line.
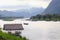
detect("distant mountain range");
top-left (43, 0), bottom-right (60, 14)
top-left (0, 7), bottom-right (44, 18)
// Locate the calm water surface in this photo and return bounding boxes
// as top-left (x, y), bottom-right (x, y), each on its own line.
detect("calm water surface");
top-left (21, 21), bottom-right (60, 40)
top-left (0, 20), bottom-right (60, 40)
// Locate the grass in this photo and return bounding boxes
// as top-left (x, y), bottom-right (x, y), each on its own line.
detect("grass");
top-left (0, 30), bottom-right (27, 40)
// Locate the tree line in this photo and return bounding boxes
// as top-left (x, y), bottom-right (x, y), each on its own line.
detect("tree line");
top-left (30, 14), bottom-right (60, 21)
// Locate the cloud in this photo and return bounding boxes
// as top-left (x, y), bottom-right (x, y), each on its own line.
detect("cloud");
top-left (0, 0), bottom-right (51, 10)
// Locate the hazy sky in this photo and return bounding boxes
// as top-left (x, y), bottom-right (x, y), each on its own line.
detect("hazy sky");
top-left (0, 0), bottom-right (51, 11)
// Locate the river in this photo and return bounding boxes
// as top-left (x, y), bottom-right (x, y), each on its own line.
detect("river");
top-left (0, 19), bottom-right (60, 40)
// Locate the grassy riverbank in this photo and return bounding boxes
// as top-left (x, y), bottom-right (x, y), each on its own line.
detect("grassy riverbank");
top-left (0, 30), bottom-right (27, 40)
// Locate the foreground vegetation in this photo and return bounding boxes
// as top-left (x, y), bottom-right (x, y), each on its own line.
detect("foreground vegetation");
top-left (0, 30), bottom-right (27, 40)
top-left (31, 14), bottom-right (60, 21)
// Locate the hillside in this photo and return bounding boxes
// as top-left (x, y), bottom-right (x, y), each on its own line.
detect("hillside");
top-left (0, 7), bottom-right (44, 18)
top-left (43, 0), bottom-right (60, 14)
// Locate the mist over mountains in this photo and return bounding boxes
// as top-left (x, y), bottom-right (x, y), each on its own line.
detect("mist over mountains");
top-left (0, 7), bottom-right (44, 18)
top-left (43, 0), bottom-right (60, 14)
